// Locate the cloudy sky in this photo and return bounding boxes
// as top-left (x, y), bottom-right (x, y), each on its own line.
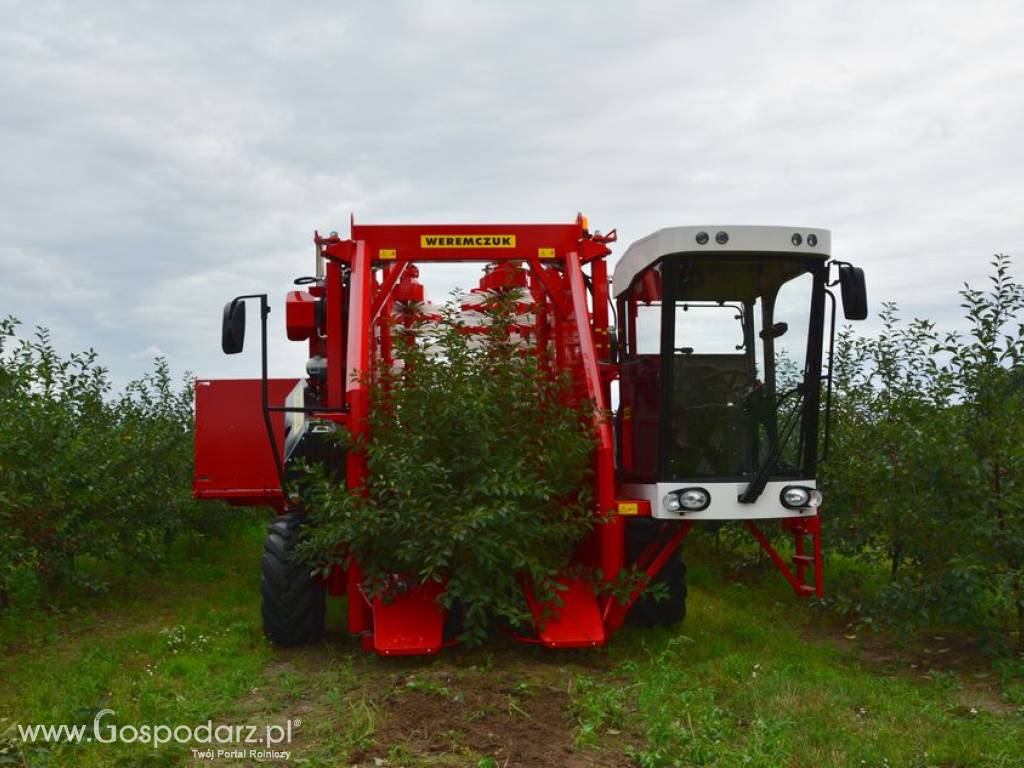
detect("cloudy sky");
top-left (2, 0), bottom-right (1022, 387)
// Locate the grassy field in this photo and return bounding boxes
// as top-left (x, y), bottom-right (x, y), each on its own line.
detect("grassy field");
top-left (2, 521), bottom-right (1023, 767)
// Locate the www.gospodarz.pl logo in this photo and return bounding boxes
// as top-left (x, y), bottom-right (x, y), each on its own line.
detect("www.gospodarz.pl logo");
top-left (8, 709), bottom-right (299, 761)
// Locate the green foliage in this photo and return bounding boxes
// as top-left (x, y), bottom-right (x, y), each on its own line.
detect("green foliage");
top-left (296, 291), bottom-right (598, 644)
top-left (0, 317), bottom-right (236, 606)
top-left (822, 255), bottom-right (1024, 646)
top-left (571, 674), bottom-right (629, 747)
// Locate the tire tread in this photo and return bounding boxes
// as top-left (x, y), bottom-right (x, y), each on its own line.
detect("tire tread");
top-left (260, 513), bottom-right (326, 646)
top-left (625, 519), bottom-right (688, 628)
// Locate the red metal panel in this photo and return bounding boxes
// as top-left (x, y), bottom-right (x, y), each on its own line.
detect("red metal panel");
top-left (345, 239), bottom-right (372, 486)
top-left (345, 240), bottom-right (374, 635)
top-left (525, 577), bottom-right (606, 648)
top-left (371, 581), bottom-right (446, 656)
top-left (591, 258), bottom-right (610, 362)
top-left (326, 259), bottom-right (344, 409)
top-left (285, 290), bottom-right (317, 341)
top-left (346, 221), bottom-right (598, 264)
top-left (193, 378), bottom-right (297, 505)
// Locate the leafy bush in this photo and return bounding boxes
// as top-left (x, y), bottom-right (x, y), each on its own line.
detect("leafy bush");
top-left (296, 292), bottom-right (598, 643)
top-left (0, 316), bottom-right (235, 606)
top-left (822, 255), bottom-right (1024, 646)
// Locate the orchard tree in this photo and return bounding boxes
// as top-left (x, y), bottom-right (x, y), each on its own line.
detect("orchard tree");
top-left (296, 292), bottom-right (599, 644)
top-left (823, 256), bottom-right (1024, 646)
top-left (0, 315), bottom-right (229, 604)
top-left (942, 256), bottom-right (1024, 646)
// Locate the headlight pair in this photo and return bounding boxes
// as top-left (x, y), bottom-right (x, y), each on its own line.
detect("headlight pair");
top-left (662, 485), bottom-right (821, 513)
top-left (662, 487), bottom-right (711, 513)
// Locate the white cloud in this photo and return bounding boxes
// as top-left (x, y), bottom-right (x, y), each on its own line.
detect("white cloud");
top-left (0, 0), bottom-right (1022, 388)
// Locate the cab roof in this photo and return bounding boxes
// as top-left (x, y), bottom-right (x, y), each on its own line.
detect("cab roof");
top-left (612, 225), bottom-right (831, 298)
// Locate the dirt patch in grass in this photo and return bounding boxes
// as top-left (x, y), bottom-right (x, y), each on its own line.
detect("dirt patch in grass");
top-left (212, 635), bottom-right (637, 767)
top-left (356, 667), bottom-right (631, 768)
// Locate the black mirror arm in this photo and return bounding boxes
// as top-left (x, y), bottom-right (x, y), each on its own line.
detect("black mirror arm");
top-left (826, 259), bottom-right (854, 287)
top-left (255, 296), bottom-right (288, 501)
top-left (827, 260), bottom-right (841, 287)
top-left (821, 288), bottom-right (837, 462)
top-left (229, 294), bottom-right (289, 502)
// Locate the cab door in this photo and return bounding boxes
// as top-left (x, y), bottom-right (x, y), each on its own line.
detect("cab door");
top-left (617, 272), bottom-right (664, 483)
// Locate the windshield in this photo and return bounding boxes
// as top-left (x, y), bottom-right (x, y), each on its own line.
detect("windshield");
top-left (619, 253), bottom-right (826, 482)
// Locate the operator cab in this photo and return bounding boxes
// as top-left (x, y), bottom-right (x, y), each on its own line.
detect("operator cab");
top-left (613, 226), bottom-right (866, 520)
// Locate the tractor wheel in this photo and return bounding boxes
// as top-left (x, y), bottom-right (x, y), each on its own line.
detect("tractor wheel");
top-left (260, 513), bottom-right (326, 646)
top-left (626, 519), bottom-right (688, 628)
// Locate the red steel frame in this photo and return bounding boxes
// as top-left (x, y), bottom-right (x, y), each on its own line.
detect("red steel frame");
top-left (195, 214), bottom-right (825, 655)
top-left (310, 216), bottom-right (665, 652)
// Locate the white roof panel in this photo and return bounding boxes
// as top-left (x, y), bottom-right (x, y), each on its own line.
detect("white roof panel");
top-left (612, 225), bottom-right (831, 297)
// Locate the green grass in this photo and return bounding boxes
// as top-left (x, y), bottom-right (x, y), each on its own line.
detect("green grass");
top-left (0, 523), bottom-right (274, 766)
top-left (1, 526), bottom-right (1023, 767)
top-left (573, 566), bottom-right (1024, 767)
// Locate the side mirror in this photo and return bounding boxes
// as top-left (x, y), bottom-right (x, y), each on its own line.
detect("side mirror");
top-left (838, 265), bottom-right (868, 320)
top-left (221, 299), bottom-right (246, 354)
top-left (759, 321), bottom-right (789, 340)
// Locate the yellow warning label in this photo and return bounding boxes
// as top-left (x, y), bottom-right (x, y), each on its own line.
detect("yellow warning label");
top-left (379, 248), bottom-right (397, 260)
top-left (538, 247), bottom-right (556, 259)
top-left (420, 235), bottom-right (516, 248)
top-left (617, 502), bottom-right (639, 516)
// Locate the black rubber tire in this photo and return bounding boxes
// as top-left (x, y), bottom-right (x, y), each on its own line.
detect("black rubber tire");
top-left (260, 513), bottom-right (326, 646)
top-left (625, 519), bottom-right (688, 628)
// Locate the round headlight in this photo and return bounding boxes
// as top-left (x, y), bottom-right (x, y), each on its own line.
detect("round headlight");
top-left (663, 493), bottom-right (683, 513)
top-left (715, 231), bottom-right (729, 245)
top-left (791, 233), bottom-right (803, 246)
top-left (782, 486), bottom-right (811, 508)
top-left (807, 489), bottom-right (823, 508)
top-left (695, 231), bottom-right (709, 245)
top-left (679, 489), bottom-right (709, 510)
top-left (807, 233), bottom-right (818, 247)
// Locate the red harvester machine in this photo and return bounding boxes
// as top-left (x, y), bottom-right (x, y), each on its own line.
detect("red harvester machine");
top-left (194, 215), bottom-right (868, 655)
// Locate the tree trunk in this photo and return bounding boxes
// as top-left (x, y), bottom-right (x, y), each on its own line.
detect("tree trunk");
top-left (890, 541), bottom-right (904, 581)
top-left (1010, 567), bottom-right (1024, 653)
top-left (991, 462), bottom-right (1021, 649)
